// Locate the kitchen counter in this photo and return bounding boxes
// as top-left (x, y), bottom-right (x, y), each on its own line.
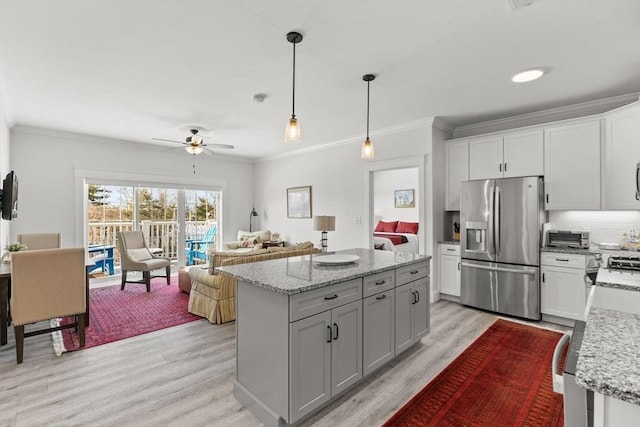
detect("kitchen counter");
top-left (540, 246), bottom-right (599, 255)
top-left (218, 247), bottom-right (430, 295)
top-left (575, 307), bottom-right (640, 406)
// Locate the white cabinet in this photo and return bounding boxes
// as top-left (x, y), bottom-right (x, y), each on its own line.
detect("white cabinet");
top-left (439, 243), bottom-right (461, 297)
top-left (603, 102), bottom-right (640, 209)
top-left (468, 129), bottom-right (543, 180)
top-left (363, 289), bottom-right (395, 376)
top-left (395, 277), bottom-right (429, 354)
top-left (544, 119), bottom-right (601, 210)
top-left (445, 140), bottom-right (469, 211)
top-left (594, 391), bottom-right (640, 427)
top-left (540, 253), bottom-right (590, 321)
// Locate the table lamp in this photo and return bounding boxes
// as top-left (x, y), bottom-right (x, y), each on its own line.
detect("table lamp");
top-left (249, 206), bottom-right (258, 232)
top-left (313, 215), bottom-right (335, 253)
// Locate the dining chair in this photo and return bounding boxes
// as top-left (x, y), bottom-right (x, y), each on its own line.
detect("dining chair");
top-left (17, 232), bottom-right (61, 250)
top-left (10, 247), bottom-right (86, 363)
top-left (117, 231), bottom-right (171, 292)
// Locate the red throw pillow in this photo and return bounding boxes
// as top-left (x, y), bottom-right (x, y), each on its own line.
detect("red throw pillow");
top-left (374, 220), bottom-right (398, 233)
top-left (396, 221), bottom-right (419, 234)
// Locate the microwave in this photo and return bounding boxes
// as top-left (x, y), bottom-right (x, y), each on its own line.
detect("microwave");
top-left (547, 230), bottom-right (590, 249)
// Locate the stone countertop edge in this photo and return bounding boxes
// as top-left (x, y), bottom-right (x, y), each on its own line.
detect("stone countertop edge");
top-left (575, 307), bottom-right (640, 405)
top-left (595, 279), bottom-right (640, 292)
top-left (217, 248), bottom-right (431, 296)
top-left (438, 240), bottom-right (460, 245)
top-left (540, 247), bottom-right (599, 255)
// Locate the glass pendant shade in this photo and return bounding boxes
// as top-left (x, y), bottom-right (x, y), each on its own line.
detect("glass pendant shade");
top-left (285, 115), bottom-right (301, 143)
top-left (361, 137), bottom-right (374, 159)
top-left (185, 145), bottom-right (204, 155)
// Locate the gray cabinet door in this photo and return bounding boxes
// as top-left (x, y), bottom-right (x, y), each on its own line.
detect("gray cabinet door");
top-left (289, 311), bottom-right (332, 423)
top-left (331, 300), bottom-right (363, 396)
top-left (413, 277), bottom-right (430, 340)
top-left (395, 282), bottom-right (414, 354)
top-left (363, 290), bottom-right (395, 376)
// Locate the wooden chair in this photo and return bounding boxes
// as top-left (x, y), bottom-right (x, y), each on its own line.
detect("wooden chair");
top-left (117, 231), bottom-right (171, 292)
top-left (10, 248), bottom-right (86, 363)
top-left (186, 226), bottom-right (217, 265)
top-left (17, 232), bottom-right (61, 250)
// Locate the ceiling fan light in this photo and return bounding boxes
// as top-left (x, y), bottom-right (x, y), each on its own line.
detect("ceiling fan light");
top-left (185, 145), bottom-right (204, 155)
top-left (284, 115), bottom-right (301, 143)
top-left (361, 137), bottom-right (374, 159)
top-left (191, 134), bottom-right (203, 144)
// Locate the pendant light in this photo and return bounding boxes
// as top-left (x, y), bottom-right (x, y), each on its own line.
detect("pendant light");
top-left (285, 31), bottom-right (303, 143)
top-left (361, 74), bottom-right (376, 159)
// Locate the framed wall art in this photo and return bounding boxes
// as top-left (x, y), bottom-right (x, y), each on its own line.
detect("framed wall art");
top-left (287, 186), bottom-right (312, 218)
top-left (394, 189), bottom-right (415, 208)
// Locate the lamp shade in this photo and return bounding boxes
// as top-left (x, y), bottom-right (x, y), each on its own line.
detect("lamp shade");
top-left (314, 215), bottom-right (335, 232)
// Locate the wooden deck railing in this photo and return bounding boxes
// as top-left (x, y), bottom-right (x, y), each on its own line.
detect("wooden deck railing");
top-left (88, 220), bottom-right (216, 264)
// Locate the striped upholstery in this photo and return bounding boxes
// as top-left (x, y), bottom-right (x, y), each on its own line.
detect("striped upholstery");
top-left (187, 242), bottom-right (319, 324)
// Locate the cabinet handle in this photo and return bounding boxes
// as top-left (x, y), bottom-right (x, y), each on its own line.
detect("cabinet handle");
top-left (410, 270), bottom-right (419, 275)
top-left (333, 323), bottom-right (339, 340)
top-left (415, 290), bottom-right (420, 303)
top-left (375, 280), bottom-right (386, 285)
top-left (411, 291), bottom-right (416, 304)
top-left (446, 248), bottom-right (455, 252)
top-left (546, 194), bottom-right (549, 204)
top-left (555, 258), bottom-right (570, 262)
top-left (324, 294), bottom-right (338, 300)
top-left (636, 162), bottom-right (640, 200)
top-left (504, 162), bottom-right (507, 172)
top-left (327, 325), bottom-right (332, 343)
top-left (499, 163), bottom-right (502, 172)
top-left (542, 273), bottom-right (545, 283)
top-left (458, 262), bottom-right (461, 271)
top-left (376, 294), bottom-right (387, 300)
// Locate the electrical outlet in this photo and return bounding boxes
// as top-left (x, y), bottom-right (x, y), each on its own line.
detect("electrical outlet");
top-left (355, 217), bottom-right (362, 224)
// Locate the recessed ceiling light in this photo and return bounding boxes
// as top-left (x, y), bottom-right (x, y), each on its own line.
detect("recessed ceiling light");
top-left (511, 68), bottom-right (544, 83)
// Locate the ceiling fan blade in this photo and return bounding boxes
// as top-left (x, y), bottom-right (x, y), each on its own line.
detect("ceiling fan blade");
top-left (152, 137), bottom-right (187, 145)
top-left (206, 143), bottom-right (234, 150)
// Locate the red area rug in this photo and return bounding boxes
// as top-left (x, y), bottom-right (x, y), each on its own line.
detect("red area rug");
top-left (59, 276), bottom-right (200, 351)
top-left (383, 319), bottom-right (564, 427)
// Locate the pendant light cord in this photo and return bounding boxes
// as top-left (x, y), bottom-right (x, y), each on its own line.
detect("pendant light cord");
top-left (366, 80), bottom-right (370, 138)
top-left (291, 41), bottom-right (296, 116)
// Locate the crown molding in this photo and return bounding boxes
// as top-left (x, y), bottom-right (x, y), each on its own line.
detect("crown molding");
top-left (257, 117), bottom-right (436, 163)
top-left (453, 92), bottom-right (640, 139)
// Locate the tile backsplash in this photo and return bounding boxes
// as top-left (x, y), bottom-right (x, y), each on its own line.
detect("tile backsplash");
top-left (549, 211), bottom-right (640, 245)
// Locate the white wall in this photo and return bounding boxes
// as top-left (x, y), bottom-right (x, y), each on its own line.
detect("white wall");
top-left (373, 168), bottom-right (419, 224)
top-left (0, 82), bottom-right (11, 252)
top-left (254, 123), bottom-right (434, 254)
top-left (9, 126), bottom-right (254, 248)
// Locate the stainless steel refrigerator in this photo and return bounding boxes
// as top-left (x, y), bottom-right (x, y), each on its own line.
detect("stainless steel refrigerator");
top-left (460, 176), bottom-right (546, 320)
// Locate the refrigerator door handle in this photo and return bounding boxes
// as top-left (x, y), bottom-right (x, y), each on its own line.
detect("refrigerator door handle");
top-left (489, 186), bottom-right (495, 257)
top-left (461, 262), bottom-right (537, 275)
top-left (494, 186), bottom-right (501, 256)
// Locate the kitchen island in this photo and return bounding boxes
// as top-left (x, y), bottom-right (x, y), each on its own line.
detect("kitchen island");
top-left (576, 277), bottom-right (640, 426)
top-left (218, 248), bottom-right (430, 427)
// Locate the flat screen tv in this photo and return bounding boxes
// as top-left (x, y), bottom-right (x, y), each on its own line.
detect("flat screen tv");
top-left (1, 171), bottom-right (18, 220)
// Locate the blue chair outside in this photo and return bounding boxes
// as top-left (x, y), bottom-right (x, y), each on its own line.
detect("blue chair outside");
top-left (186, 226), bottom-right (217, 265)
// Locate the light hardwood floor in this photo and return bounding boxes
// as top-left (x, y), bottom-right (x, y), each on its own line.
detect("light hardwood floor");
top-left (0, 300), bottom-right (567, 427)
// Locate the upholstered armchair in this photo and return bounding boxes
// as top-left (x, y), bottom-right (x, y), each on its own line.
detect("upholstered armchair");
top-left (17, 232), bottom-right (61, 250)
top-left (117, 231), bottom-right (171, 292)
top-left (10, 247), bottom-right (86, 363)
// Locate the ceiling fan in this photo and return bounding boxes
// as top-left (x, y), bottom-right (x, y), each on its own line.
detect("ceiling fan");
top-left (152, 129), bottom-right (234, 156)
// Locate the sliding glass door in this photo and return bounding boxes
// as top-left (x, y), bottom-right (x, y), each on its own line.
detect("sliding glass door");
top-left (87, 182), bottom-right (221, 272)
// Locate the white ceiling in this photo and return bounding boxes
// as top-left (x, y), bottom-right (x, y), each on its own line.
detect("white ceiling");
top-left (0, 0), bottom-right (639, 160)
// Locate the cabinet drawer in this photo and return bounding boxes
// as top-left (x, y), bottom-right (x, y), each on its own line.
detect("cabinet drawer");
top-left (541, 252), bottom-right (586, 269)
top-left (363, 270), bottom-right (395, 298)
top-left (440, 244), bottom-right (460, 256)
top-left (289, 278), bottom-right (362, 322)
top-left (396, 261), bottom-right (429, 286)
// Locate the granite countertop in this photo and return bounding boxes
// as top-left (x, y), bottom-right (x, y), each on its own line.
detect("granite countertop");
top-left (575, 307), bottom-right (640, 405)
top-left (596, 278), bottom-right (640, 292)
top-left (217, 247), bottom-right (431, 295)
top-left (540, 246), bottom-right (599, 255)
top-left (438, 240), bottom-right (460, 245)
